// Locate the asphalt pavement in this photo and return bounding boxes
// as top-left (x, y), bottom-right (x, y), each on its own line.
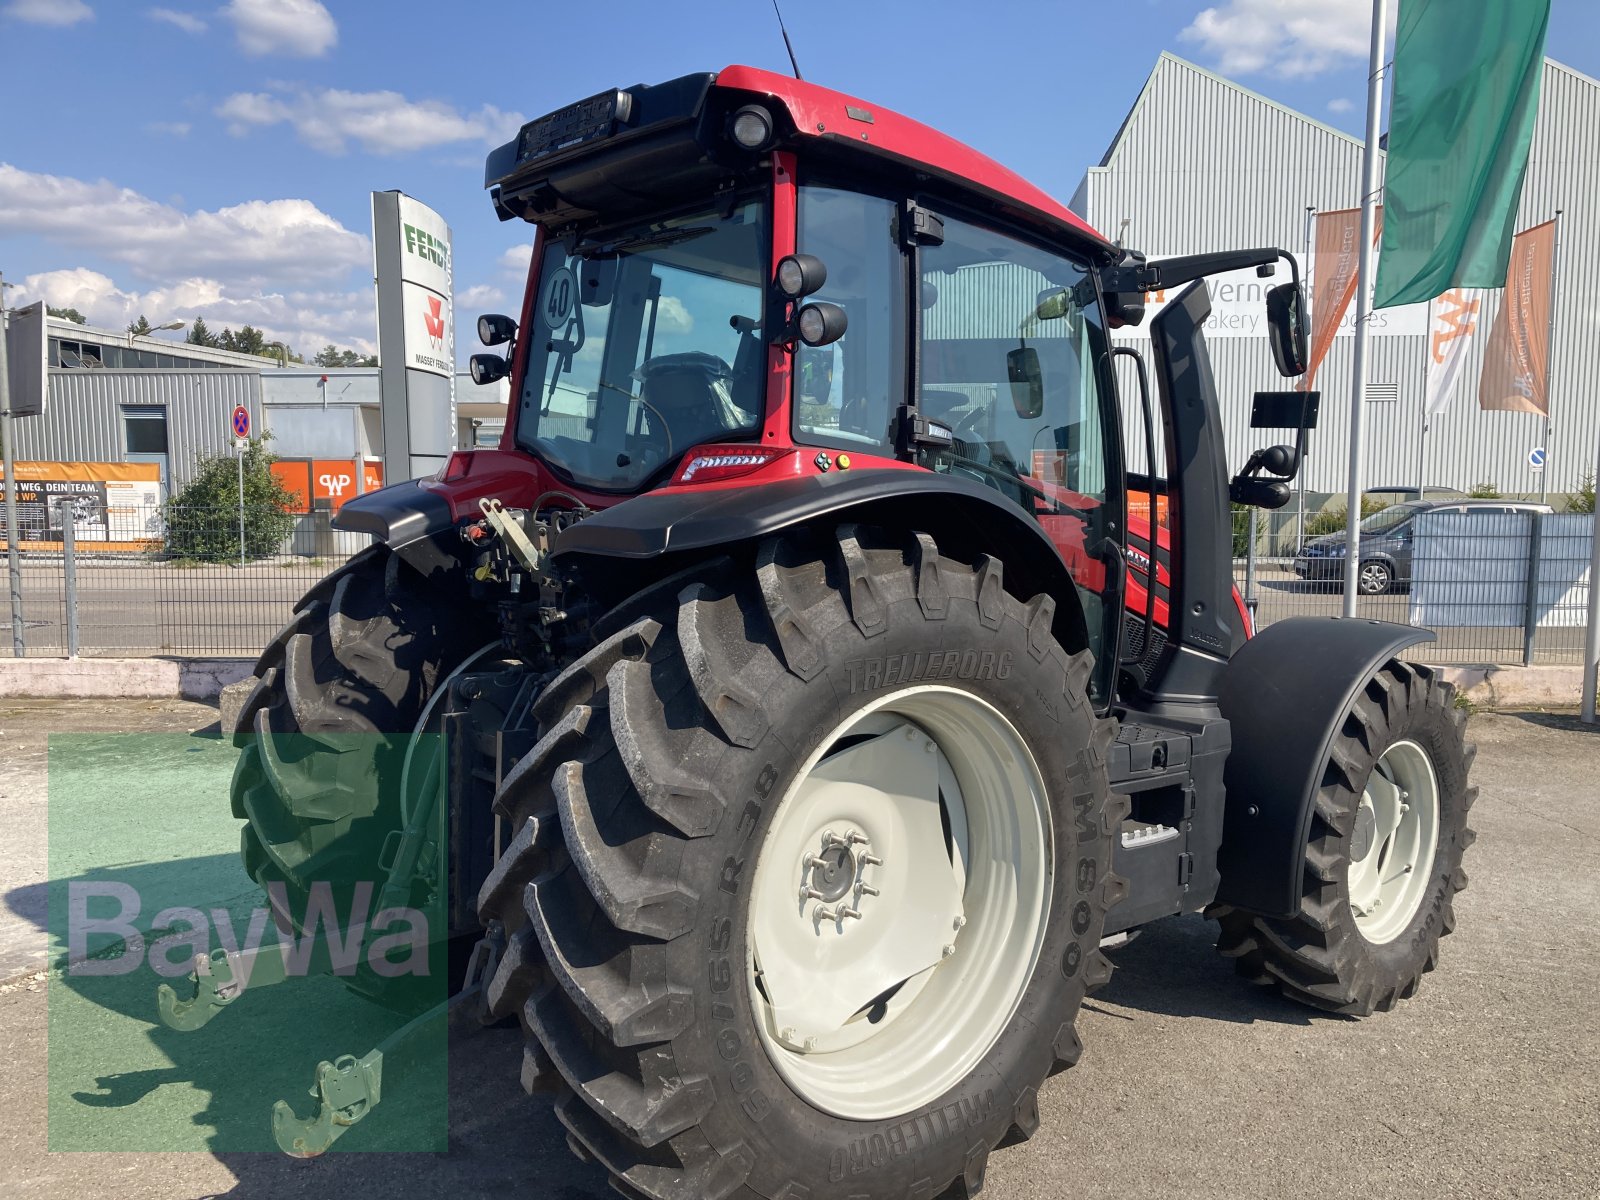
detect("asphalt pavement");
top-left (1, 698), bottom-right (1596, 1199)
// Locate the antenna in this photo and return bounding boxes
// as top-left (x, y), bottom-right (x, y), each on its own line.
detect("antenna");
top-left (770, 0), bottom-right (803, 80)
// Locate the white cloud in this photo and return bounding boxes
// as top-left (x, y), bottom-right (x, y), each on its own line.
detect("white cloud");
top-left (216, 91), bottom-right (291, 136)
top-left (217, 85), bottom-right (524, 155)
top-left (655, 296), bottom-right (694, 336)
top-left (223, 0), bottom-right (335, 58)
top-left (1180, 0), bottom-right (1394, 80)
top-left (1327, 97), bottom-right (1354, 114)
top-left (499, 242), bottom-right (534, 277)
top-left (146, 6), bottom-right (203, 33)
top-left (3, 0), bottom-right (92, 25)
top-left (17, 268), bottom-right (376, 357)
top-left (457, 283), bottom-right (508, 310)
top-left (0, 163), bottom-right (369, 285)
top-left (146, 120), bottom-right (192, 137)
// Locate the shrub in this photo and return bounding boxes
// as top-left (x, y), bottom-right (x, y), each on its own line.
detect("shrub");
top-left (1306, 496), bottom-right (1387, 539)
top-left (164, 436), bottom-right (297, 561)
top-left (1569, 473), bottom-right (1596, 515)
top-left (1467, 481), bottom-right (1502, 499)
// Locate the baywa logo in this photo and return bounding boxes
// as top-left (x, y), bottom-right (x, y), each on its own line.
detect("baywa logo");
top-left (403, 222), bottom-right (450, 272)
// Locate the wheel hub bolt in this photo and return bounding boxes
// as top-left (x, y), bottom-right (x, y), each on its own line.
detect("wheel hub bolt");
top-left (800, 827), bottom-right (883, 929)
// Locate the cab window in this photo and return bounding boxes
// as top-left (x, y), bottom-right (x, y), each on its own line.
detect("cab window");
top-left (791, 187), bottom-right (905, 453)
top-left (918, 215), bottom-right (1122, 685)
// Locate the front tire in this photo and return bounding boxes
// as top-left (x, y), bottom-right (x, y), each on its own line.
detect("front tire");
top-left (1213, 660), bottom-right (1476, 1015)
top-left (477, 526), bottom-right (1121, 1200)
top-left (230, 543), bottom-right (477, 935)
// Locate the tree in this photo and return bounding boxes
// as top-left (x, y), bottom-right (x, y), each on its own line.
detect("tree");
top-left (127, 314), bottom-right (153, 336)
top-left (164, 436), bottom-right (297, 562)
top-left (187, 316), bottom-right (219, 347)
top-left (314, 344), bottom-right (379, 368)
top-left (47, 306), bottom-right (87, 324)
top-left (229, 325), bottom-right (268, 356)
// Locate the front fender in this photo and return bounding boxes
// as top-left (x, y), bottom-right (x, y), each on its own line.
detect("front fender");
top-left (1213, 616), bottom-right (1434, 917)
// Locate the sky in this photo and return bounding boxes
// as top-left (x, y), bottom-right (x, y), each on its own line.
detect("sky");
top-left (2, 0), bottom-right (1597, 363)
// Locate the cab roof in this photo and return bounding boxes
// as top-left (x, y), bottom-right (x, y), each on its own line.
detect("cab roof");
top-left (715, 65), bottom-right (1115, 257)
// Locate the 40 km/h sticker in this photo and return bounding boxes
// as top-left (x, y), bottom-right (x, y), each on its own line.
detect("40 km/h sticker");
top-left (541, 266), bottom-right (577, 328)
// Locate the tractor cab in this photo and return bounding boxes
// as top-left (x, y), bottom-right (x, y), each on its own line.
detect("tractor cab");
top-left (465, 66), bottom-right (1308, 708)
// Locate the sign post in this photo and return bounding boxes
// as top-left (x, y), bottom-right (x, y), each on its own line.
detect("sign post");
top-left (232, 405), bottom-right (251, 568)
top-left (1, 273), bottom-right (22, 656)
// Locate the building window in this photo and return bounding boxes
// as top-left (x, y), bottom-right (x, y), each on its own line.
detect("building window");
top-left (123, 406), bottom-right (169, 454)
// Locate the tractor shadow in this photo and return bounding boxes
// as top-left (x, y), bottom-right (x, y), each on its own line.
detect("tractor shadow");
top-left (1091, 913), bottom-right (1328, 1027)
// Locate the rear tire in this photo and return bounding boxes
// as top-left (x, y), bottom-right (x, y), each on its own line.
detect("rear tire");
top-left (1212, 661), bottom-right (1476, 1015)
top-left (477, 526), bottom-right (1122, 1200)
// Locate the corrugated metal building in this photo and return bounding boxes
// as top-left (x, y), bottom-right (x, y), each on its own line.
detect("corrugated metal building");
top-left (14, 370), bottom-right (263, 493)
top-left (1073, 53), bottom-right (1600, 503)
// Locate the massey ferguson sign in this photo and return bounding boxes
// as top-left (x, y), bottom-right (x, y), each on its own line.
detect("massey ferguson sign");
top-left (373, 190), bottom-right (457, 479)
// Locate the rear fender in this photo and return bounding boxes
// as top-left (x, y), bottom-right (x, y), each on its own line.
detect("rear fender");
top-left (550, 468), bottom-right (1095, 659)
top-left (1213, 616), bottom-right (1433, 917)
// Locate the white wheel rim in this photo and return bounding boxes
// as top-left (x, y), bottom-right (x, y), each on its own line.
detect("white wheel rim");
top-left (748, 685), bottom-right (1052, 1120)
top-left (1347, 739), bottom-right (1440, 944)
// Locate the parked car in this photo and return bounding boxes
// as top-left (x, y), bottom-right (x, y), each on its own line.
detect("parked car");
top-left (1295, 499), bottom-right (1554, 594)
top-left (1364, 485), bottom-right (1467, 502)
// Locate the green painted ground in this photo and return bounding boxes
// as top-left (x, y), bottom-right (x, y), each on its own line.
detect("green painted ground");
top-left (46, 733), bottom-right (447, 1152)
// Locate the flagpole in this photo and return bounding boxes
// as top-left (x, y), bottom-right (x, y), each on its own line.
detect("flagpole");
top-left (1342, 0), bottom-right (1390, 616)
top-left (1539, 208), bottom-right (1562, 505)
top-left (1416, 335), bottom-right (1428, 495)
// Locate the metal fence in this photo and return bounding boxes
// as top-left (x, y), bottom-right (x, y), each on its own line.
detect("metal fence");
top-left (4, 506), bottom-right (336, 658)
top-left (1234, 506), bottom-right (1595, 666)
top-left (3, 503), bottom-right (1593, 669)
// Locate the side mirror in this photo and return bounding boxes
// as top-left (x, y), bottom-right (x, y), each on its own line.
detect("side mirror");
top-left (469, 353), bottom-right (510, 385)
top-left (1265, 281), bottom-right (1308, 377)
top-left (1006, 347), bottom-right (1045, 418)
top-left (477, 313), bottom-right (517, 347)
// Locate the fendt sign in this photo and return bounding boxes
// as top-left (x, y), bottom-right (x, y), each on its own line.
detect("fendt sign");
top-left (373, 189), bottom-right (457, 480)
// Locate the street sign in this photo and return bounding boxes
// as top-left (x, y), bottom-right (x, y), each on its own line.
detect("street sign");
top-left (231, 405), bottom-right (251, 440)
top-left (1529, 446), bottom-right (1546, 472)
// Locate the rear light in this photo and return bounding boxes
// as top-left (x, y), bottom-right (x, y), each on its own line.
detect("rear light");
top-left (439, 452), bottom-right (473, 482)
top-left (675, 445), bottom-right (780, 484)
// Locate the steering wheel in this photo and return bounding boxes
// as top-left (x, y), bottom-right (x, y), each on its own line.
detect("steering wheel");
top-left (629, 394), bottom-right (674, 461)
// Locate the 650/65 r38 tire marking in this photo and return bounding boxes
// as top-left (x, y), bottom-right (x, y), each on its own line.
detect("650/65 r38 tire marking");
top-left (478, 525), bottom-right (1125, 1200)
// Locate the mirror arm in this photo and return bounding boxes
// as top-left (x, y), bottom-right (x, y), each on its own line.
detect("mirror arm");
top-left (1101, 247), bottom-right (1300, 295)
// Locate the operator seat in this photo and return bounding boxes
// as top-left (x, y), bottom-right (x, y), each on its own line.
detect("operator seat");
top-left (638, 352), bottom-right (754, 445)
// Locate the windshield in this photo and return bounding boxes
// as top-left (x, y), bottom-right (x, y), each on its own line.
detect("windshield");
top-left (516, 198), bottom-right (768, 491)
top-left (1360, 503), bottom-right (1422, 534)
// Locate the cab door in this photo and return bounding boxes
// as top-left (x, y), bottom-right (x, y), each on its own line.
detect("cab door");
top-left (915, 213), bottom-right (1125, 705)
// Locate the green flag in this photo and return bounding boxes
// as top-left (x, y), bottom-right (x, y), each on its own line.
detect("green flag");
top-left (1373, 0), bottom-right (1550, 309)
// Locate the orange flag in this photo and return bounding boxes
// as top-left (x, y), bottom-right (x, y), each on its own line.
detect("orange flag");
top-left (1301, 206), bottom-right (1383, 391)
top-left (1477, 219), bottom-right (1555, 415)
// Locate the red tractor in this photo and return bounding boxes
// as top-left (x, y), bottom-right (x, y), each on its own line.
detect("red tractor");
top-left (223, 66), bottom-right (1474, 1197)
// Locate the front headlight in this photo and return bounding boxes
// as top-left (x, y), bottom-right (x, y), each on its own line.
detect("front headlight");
top-left (1330, 543), bottom-right (1348, 556)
